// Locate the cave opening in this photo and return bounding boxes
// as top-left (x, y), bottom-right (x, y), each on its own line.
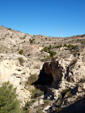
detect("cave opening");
top-left (38, 73), bottom-right (53, 86)
top-left (33, 68), bottom-right (53, 86)
top-left (32, 71), bottom-right (54, 95)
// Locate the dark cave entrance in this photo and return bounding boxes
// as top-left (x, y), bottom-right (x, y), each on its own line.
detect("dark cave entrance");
top-left (32, 71), bottom-right (53, 95)
top-left (33, 67), bottom-right (53, 86)
top-left (32, 60), bottom-right (63, 97)
top-left (37, 73), bottom-right (53, 86)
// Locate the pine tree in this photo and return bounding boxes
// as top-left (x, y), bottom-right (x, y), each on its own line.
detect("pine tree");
top-left (0, 82), bottom-right (24, 113)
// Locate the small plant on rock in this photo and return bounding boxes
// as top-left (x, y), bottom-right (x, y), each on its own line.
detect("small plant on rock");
top-left (18, 57), bottom-right (25, 66)
top-left (30, 88), bottom-right (44, 99)
top-left (19, 49), bottom-right (23, 55)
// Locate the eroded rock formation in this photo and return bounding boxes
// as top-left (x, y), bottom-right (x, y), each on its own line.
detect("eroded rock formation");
top-left (55, 97), bottom-right (85, 113)
top-left (35, 60), bottom-right (63, 88)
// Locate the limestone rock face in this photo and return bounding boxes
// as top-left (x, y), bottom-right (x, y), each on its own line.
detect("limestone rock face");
top-left (0, 56), bottom-right (42, 106)
top-left (0, 57), bottom-right (31, 105)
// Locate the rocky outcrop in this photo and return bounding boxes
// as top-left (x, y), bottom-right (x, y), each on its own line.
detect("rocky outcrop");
top-left (0, 55), bottom-right (42, 106)
top-left (55, 97), bottom-right (85, 113)
top-left (35, 60), bottom-right (63, 88)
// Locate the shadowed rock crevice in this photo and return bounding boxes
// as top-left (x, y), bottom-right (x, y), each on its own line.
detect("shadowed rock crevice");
top-left (33, 60), bottom-right (63, 88)
top-left (55, 97), bottom-right (85, 113)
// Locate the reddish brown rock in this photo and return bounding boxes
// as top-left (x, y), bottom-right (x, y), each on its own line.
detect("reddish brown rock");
top-left (35, 60), bottom-right (63, 88)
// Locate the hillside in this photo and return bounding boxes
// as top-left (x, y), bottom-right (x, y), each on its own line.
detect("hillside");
top-left (0, 25), bottom-right (85, 113)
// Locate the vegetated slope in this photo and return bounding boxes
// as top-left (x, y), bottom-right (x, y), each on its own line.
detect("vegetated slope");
top-left (0, 25), bottom-right (85, 113)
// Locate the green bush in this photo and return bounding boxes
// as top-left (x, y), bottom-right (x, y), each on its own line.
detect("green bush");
top-left (49, 50), bottom-right (56, 57)
top-left (63, 44), bottom-right (67, 47)
top-left (40, 58), bottom-right (46, 62)
top-left (46, 55), bottom-right (51, 59)
top-left (19, 49), bottom-right (23, 55)
top-left (30, 88), bottom-right (44, 99)
top-left (48, 45), bottom-right (53, 49)
top-left (8, 28), bottom-right (11, 30)
top-left (55, 44), bottom-right (62, 48)
top-left (29, 38), bottom-right (35, 44)
top-left (0, 82), bottom-right (24, 113)
top-left (41, 46), bottom-right (56, 57)
top-left (41, 47), bottom-right (48, 52)
top-left (67, 44), bottom-right (78, 50)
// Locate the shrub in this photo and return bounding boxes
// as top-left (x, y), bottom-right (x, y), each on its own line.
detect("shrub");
top-left (41, 47), bottom-right (48, 52)
top-left (0, 82), bottom-right (24, 113)
top-left (41, 46), bottom-right (56, 57)
top-left (81, 41), bottom-right (85, 44)
top-left (48, 45), bottom-right (53, 49)
top-left (40, 58), bottom-right (46, 62)
top-left (8, 28), bottom-right (11, 30)
top-left (67, 44), bottom-right (78, 50)
top-left (55, 44), bottom-right (62, 48)
top-left (30, 88), bottom-right (44, 99)
top-left (49, 50), bottom-right (56, 57)
top-left (18, 57), bottom-right (25, 66)
top-left (26, 74), bottom-right (38, 85)
top-left (47, 55), bottom-right (51, 59)
top-left (19, 49), bottom-right (23, 55)
top-left (63, 44), bottom-right (67, 47)
top-left (29, 38), bottom-right (35, 44)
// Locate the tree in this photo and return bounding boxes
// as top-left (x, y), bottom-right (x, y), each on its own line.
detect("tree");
top-left (0, 82), bottom-right (24, 113)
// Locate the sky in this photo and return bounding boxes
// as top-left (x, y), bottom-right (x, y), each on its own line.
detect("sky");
top-left (0, 0), bottom-right (85, 37)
